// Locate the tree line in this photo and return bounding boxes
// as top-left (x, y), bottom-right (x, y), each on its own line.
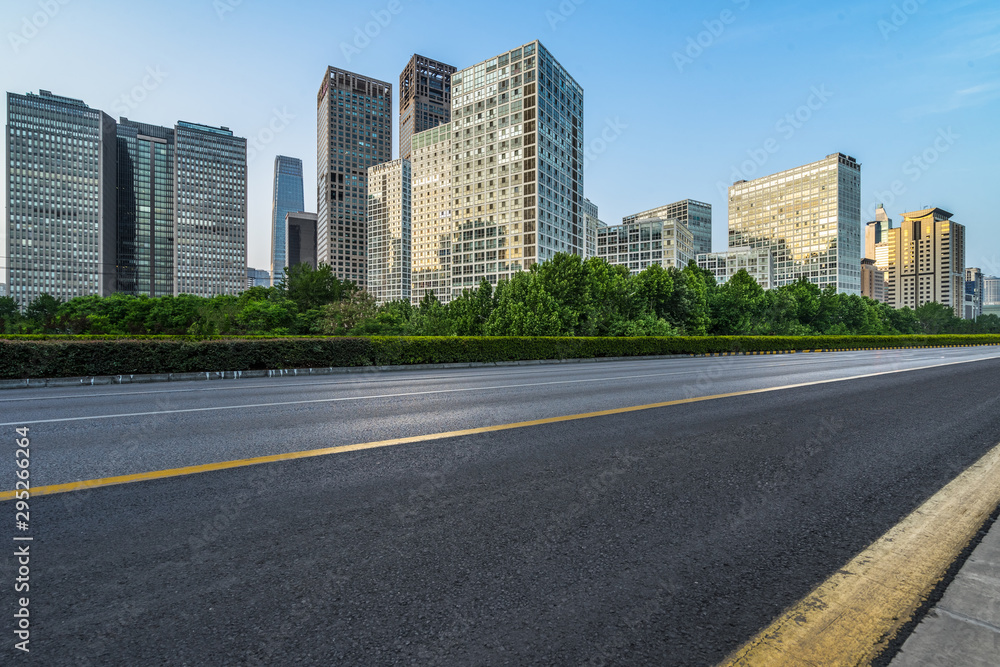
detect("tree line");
top-left (2, 256), bottom-right (996, 337)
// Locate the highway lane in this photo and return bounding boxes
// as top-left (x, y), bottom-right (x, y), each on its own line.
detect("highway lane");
top-left (2, 350), bottom-right (1000, 664)
top-left (1, 347), bottom-right (998, 487)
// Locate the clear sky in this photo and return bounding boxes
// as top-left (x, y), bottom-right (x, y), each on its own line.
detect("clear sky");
top-left (2, 0), bottom-right (999, 278)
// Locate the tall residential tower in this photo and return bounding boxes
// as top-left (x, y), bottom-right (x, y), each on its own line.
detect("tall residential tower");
top-left (270, 156), bottom-right (304, 284)
top-left (448, 41), bottom-right (584, 294)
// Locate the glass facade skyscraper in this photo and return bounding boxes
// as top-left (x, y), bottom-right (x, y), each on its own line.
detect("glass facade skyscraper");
top-left (116, 119), bottom-right (175, 297)
top-left (316, 67), bottom-right (393, 288)
top-left (270, 155), bottom-right (304, 284)
top-left (597, 218), bottom-right (694, 274)
top-left (6, 90), bottom-right (117, 306)
top-left (173, 121), bottom-right (247, 297)
top-left (728, 153), bottom-right (862, 294)
top-left (448, 41), bottom-right (584, 293)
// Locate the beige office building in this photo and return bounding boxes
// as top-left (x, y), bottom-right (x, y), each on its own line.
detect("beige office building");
top-left (367, 159), bottom-right (411, 305)
top-left (728, 153), bottom-right (862, 294)
top-left (410, 123), bottom-right (454, 304)
top-left (861, 258), bottom-right (887, 303)
top-left (697, 247), bottom-right (774, 290)
top-left (596, 218), bottom-right (694, 274)
top-left (880, 208), bottom-right (965, 316)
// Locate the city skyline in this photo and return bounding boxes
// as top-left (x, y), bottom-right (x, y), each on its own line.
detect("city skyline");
top-left (2, 0), bottom-right (998, 282)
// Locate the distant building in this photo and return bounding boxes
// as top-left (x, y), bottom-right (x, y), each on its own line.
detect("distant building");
top-left (0, 283), bottom-right (7, 298)
top-left (624, 199), bottom-right (712, 256)
top-left (410, 122), bottom-right (453, 305)
top-left (984, 276), bottom-right (1000, 306)
top-left (861, 258), bottom-right (887, 303)
top-left (316, 67), bottom-right (393, 287)
top-left (965, 267), bottom-right (983, 320)
top-left (246, 268), bottom-right (270, 289)
top-left (285, 212), bottom-right (318, 275)
top-left (697, 247), bottom-right (774, 290)
top-left (597, 218), bottom-right (694, 274)
top-left (728, 153), bottom-right (862, 294)
top-left (583, 198), bottom-right (607, 260)
top-left (399, 55), bottom-right (455, 162)
top-left (865, 205), bottom-right (893, 262)
top-left (882, 208), bottom-right (966, 317)
top-left (270, 156), bottom-right (305, 285)
top-left (6, 91), bottom-right (117, 305)
top-left (367, 159), bottom-right (411, 305)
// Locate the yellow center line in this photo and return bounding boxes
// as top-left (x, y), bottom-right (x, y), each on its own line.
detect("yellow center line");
top-left (719, 441), bottom-right (1000, 667)
top-left (2, 354), bottom-right (999, 502)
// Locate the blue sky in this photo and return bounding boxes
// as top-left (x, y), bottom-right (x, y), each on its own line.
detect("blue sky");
top-left (2, 0), bottom-right (999, 277)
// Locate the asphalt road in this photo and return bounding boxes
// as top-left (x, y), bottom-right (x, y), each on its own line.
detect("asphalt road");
top-left (3, 348), bottom-right (1000, 664)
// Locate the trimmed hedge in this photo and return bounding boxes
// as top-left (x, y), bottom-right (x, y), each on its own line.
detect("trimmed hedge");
top-left (2, 335), bottom-right (1000, 380)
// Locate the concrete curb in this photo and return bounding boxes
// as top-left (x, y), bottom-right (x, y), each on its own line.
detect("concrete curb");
top-left (2, 344), bottom-right (996, 391)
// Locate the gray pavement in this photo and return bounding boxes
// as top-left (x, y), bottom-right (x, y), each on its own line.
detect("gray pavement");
top-left (2, 349), bottom-right (1000, 664)
top-left (890, 520), bottom-right (1000, 666)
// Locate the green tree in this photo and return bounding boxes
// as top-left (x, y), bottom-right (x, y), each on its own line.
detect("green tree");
top-left (448, 279), bottom-right (496, 336)
top-left (710, 269), bottom-right (765, 335)
top-left (485, 272), bottom-right (563, 336)
top-left (0, 297), bottom-right (21, 334)
top-left (915, 302), bottom-right (961, 335)
top-left (281, 263), bottom-right (350, 311)
top-left (24, 294), bottom-right (62, 332)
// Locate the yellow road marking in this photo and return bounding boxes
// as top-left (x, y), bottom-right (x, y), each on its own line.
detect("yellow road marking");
top-left (3, 354), bottom-right (1000, 501)
top-left (720, 441), bottom-right (1000, 667)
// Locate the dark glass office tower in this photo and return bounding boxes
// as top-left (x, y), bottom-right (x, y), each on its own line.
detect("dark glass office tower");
top-left (116, 119), bottom-right (175, 297)
top-left (400, 55), bottom-right (456, 162)
top-left (6, 90), bottom-right (117, 306)
top-left (316, 67), bottom-right (392, 287)
top-left (269, 155), bottom-right (304, 284)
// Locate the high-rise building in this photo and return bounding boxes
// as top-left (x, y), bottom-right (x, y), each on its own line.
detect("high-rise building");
top-left (865, 205), bottom-right (892, 261)
top-left (367, 159), bottom-right (411, 305)
top-left (596, 218), bottom-right (694, 274)
top-left (448, 41), bottom-right (584, 293)
top-left (6, 91), bottom-right (117, 306)
top-left (965, 267), bottom-right (983, 320)
top-left (697, 247), bottom-right (774, 290)
top-left (399, 55), bottom-right (456, 162)
top-left (728, 153), bottom-right (862, 294)
top-left (882, 208), bottom-right (965, 317)
top-left (115, 119), bottom-right (175, 297)
top-left (270, 156), bottom-right (304, 285)
top-left (624, 199), bottom-right (712, 256)
top-left (582, 198), bottom-right (606, 259)
top-left (285, 212), bottom-right (318, 272)
top-left (410, 122), bottom-right (453, 305)
top-left (861, 257), bottom-right (887, 303)
top-left (316, 67), bottom-right (393, 288)
top-left (173, 121), bottom-right (247, 297)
